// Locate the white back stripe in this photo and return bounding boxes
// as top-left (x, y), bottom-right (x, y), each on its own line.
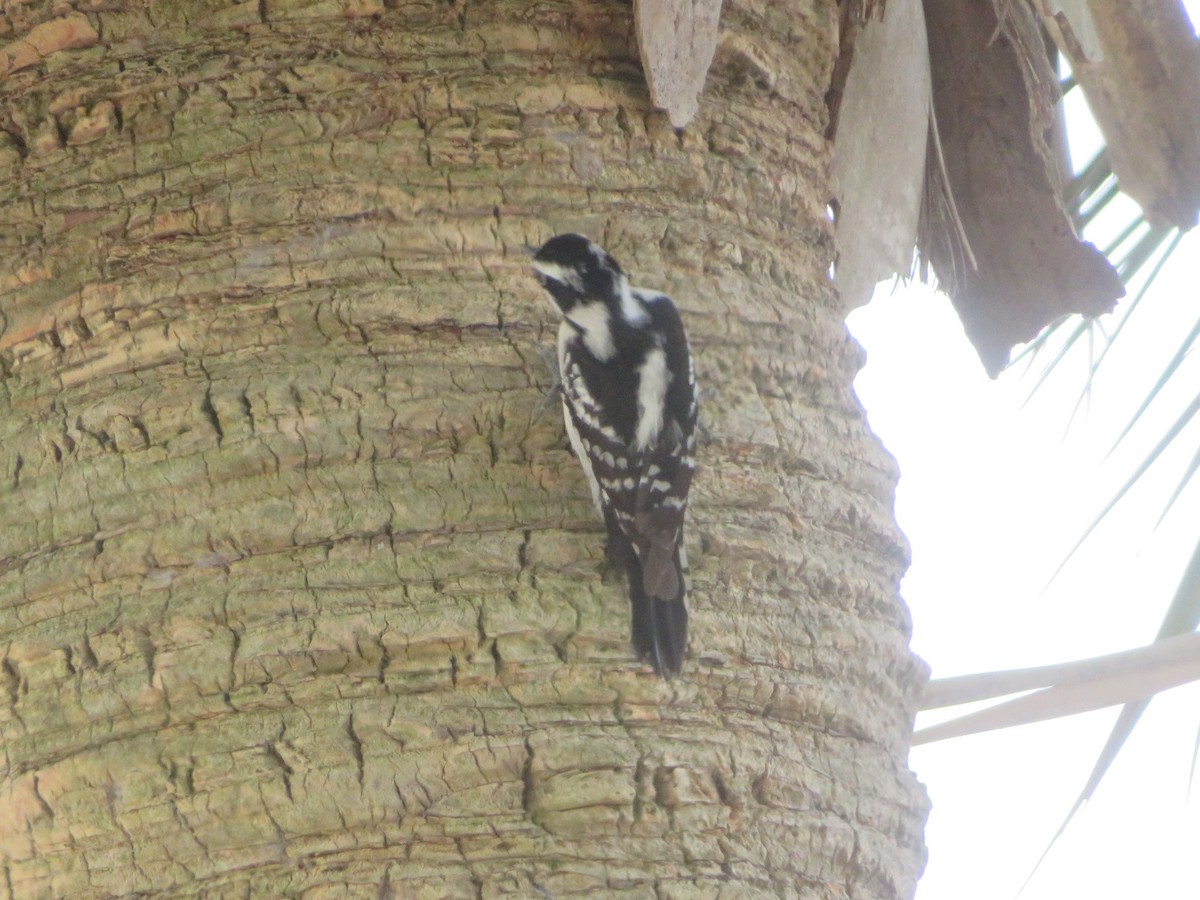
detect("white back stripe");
top-left (634, 346), bottom-right (669, 450)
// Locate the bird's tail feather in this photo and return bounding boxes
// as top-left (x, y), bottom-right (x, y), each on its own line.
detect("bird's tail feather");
top-left (605, 517), bottom-right (688, 677)
top-left (626, 545), bottom-right (688, 678)
top-left (642, 592), bottom-right (688, 677)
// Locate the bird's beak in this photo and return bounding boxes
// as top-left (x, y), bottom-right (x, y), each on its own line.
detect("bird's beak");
top-left (521, 243), bottom-right (540, 258)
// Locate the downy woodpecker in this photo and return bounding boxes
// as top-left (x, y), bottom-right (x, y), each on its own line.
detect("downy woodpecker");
top-left (531, 233), bottom-right (698, 676)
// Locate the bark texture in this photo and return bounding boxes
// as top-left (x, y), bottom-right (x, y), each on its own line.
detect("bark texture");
top-left (0, 0), bottom-right (927, 896)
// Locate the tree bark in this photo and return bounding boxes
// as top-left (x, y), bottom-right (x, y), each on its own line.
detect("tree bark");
top-left (0, 0), bottom-right (928, 896)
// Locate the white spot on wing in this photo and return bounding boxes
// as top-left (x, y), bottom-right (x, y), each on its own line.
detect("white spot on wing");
top-left (557, 322), bottom-right (577, 387)
top-left (562, 400), bottom-right (603, 516)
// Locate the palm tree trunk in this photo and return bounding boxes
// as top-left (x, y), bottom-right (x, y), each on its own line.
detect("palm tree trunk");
top-left (0, 1), bottom-right (927, 895)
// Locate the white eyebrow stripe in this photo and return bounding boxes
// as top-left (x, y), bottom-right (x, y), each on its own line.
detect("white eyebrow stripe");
top-left (533, 259), bottom-right (584, 290)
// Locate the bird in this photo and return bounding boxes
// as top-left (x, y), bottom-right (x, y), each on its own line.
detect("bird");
top-left (530, 233), bottom-right (698, 676)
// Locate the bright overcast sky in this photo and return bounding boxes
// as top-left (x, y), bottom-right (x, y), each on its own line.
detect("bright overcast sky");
top-left (844, 10), bottom-right (1200, 896)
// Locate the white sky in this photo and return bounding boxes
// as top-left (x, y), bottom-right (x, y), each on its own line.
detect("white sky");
top-left (848, 255), bottom-right (1200, 899)
top-left (844, 15), bottom-right (1200, 896)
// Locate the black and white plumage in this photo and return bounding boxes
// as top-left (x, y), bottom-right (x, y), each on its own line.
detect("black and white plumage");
top-left (531, 233), bottom-right (698, 676)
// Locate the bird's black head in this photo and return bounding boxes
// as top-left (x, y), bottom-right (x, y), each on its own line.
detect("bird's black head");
top-left (531, 233), bottom-right (624, 313)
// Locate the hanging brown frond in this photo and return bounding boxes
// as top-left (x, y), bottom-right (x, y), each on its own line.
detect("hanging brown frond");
top-left (919, 0), bottom-right (1124, 376)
